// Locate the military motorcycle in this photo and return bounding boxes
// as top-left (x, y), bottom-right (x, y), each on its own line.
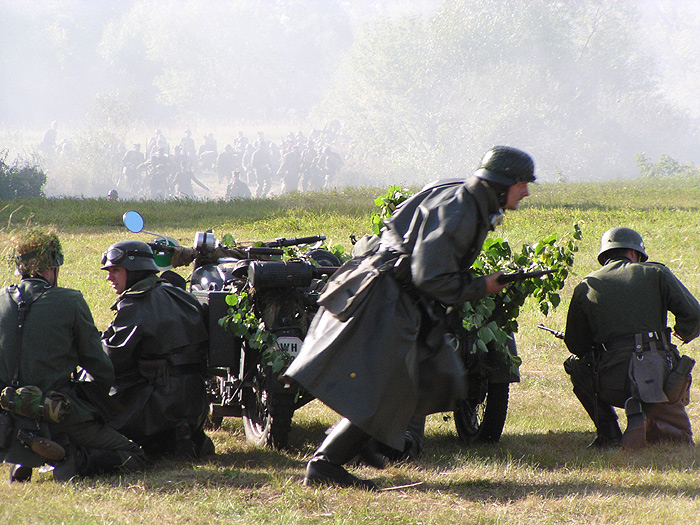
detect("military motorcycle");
top-left (122, 211), bottom-right (519, 449)
top-left (121, 210), bottom-right (340, 449)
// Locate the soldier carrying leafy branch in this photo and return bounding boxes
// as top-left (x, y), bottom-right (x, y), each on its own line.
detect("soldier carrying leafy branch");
top-left (284, 146), bottom-right (536, 490)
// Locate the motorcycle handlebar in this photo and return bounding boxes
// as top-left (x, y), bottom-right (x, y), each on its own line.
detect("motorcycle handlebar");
top-left (147, 242), bottom-right (176, 254)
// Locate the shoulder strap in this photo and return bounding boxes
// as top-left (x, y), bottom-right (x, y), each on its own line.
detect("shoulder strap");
top-left (8, 282), bottom-right (49, 387)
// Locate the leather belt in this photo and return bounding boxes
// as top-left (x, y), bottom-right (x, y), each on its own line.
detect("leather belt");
top-left (600, 330), bottom-right (669, 352)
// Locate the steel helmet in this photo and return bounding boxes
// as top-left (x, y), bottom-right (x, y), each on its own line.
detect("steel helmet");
top-left (474, 146), bottom-right (536, 186)
top-left (12, 229), bottom-right (64, 276)
top-left (101, 240), bottom-right (160, 272)
top-left (597, 227), bottom-right (648, 265)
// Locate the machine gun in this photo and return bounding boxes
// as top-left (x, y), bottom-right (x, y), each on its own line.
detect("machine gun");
top-left (497, 268), bottom-right (557, 284)
top-left (536, 323), bottom-right (565, 340)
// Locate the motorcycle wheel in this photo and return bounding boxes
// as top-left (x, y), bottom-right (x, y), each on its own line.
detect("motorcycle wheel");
top-left (241, 365), bottom-right (295, 449)
top-left (453, 382), bottom-right (509, 444)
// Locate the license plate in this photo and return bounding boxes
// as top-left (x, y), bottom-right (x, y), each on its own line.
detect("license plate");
top-left (275, 336), bottom-right (303, 358)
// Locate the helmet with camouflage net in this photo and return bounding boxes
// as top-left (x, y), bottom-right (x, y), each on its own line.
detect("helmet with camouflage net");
top-left (474, 146), bottom-right (536, 186)
top-left (597, 227), bottom-right (648, 265)
top-left (100, 240), bottom-right (159, 272)
top-left (11, 229), bottom-right (64, 276)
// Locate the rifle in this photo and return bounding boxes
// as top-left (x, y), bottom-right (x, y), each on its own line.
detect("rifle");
top-left (497, 268), bottom-right (557, 284)
top-left (537, 323), bottom-right (565, 340)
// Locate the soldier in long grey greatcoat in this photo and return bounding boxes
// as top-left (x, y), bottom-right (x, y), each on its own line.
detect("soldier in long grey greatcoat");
top-left (284, 146), bottom-right (536, 490)
top-left (564, 227), bottom-right (700, 448)
top-left (101, 240), bottom-right (214, 459)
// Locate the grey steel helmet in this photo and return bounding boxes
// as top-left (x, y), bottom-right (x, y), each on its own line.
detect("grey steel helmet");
top-left (100, 240), bottom-right (159, 272)
top-left (474, 146), bottom-right (536, 186)
top-left (597, 227), bottom-right (648, 265)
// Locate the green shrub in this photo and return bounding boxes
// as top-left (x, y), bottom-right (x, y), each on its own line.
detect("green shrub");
top-left (0, 150), bottom-right (47, 199)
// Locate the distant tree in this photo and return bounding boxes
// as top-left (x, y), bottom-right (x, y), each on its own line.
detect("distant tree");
top-left (320, 0), bottom-right (700, 184)
top-left (98, 0), bottom-right (353, 122)
top-left (0, 151), bottom-right (47, 200)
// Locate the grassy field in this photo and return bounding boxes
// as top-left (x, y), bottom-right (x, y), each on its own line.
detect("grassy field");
top-left (2, 178), bottom-right (700, 524)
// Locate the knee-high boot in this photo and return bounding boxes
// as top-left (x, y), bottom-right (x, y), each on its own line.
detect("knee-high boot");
top-left (304, 418), bottom-right (376, 490)
top-left (572, 385), bottom-right (622, 447)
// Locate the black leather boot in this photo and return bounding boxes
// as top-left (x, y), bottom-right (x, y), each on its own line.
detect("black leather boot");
top-left (304, 418), bottom-right (377, 491)
top-left (8, 464), bottom-right (32, 483)
top-left (571, 385), bottom-right (621, 448)
top-left (588, 419), bottom-right (622, 448)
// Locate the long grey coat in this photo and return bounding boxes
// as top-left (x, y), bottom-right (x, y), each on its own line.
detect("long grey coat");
top-left (102, 275), bottom-right (209, 445)
top-left (284, 177), bottom-right (501, 449)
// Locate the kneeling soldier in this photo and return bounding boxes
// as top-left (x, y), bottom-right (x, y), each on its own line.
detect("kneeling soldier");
top-left (0, 229), bottom-right (146, 482)
top-left (564, 227), bottom-right (700, 448)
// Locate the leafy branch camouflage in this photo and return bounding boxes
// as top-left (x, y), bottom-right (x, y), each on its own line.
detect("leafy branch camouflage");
top-left (6, 228), bottom-right (63, 276)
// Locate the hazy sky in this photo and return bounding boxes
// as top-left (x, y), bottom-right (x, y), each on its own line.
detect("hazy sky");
top-left (3, 0), bottom-right (700, 126)
top-left (2, 0), bottom-right (700, 193)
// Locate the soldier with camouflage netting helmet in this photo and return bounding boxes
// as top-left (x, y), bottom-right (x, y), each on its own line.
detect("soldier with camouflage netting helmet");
top-left (0, 228), bottom-right (147, 482)
top-left (10, 228), bottom-right (63, 279)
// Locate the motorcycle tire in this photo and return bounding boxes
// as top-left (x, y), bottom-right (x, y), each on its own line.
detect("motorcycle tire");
top-left (241, 366), bottom-right (295, 449)
top-left (453, 382), bottom-right (509, 444)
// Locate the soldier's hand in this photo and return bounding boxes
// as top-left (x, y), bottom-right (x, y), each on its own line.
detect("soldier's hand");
top-left (485, 272), bottom-right (509, 294)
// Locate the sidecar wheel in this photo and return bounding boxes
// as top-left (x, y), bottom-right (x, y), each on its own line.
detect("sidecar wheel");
top-left (454, 382), bottom-right (509, 444)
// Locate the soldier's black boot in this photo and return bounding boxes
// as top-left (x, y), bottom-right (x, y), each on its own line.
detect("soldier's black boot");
top-left (570, 384), bottom-right (621, 448)
top-left (174, 422), bottom-right (196, 458)
top-left (621, 397), bottom-right (646, 449)
top-left (8, 464), bottom-right (32, 483)
top-left (589, 419), bottom-right (622, 448)
top-left (304, 418), bottom-right (377, 491)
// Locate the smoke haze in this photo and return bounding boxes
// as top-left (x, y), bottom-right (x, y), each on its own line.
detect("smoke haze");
top-left (2, 0), bottom-right (699, 195)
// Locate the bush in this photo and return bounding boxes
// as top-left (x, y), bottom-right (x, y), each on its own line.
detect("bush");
top-left (0, 150), bottom-right (47, 199)
top-left (635, 152), bottom-right (700, 179)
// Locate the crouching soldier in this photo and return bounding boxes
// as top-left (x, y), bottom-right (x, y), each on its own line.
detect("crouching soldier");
top-left (101, 241), bottom-right (214, 458)
top-left (0, 229), bottom-right (146, 482)
top-left (564, 227), bottom-right (700, 448)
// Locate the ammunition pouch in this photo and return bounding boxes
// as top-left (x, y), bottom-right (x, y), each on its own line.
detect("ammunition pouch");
top-left (138, 350), bottom-right (203, 394)
top-left (138, 359), bottom-right (169, 392)
top-left (0, 385), bottom-right (71, 424)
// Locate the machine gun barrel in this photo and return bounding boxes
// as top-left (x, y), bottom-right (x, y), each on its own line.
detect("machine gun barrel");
top-left (537, 323), bottom-right (565, 340)
top-left (268, 235), bottom-right (326, 248)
